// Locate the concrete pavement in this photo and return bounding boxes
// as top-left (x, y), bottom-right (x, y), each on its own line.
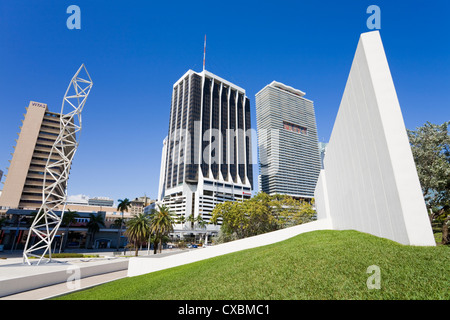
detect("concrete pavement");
top-left (1, 268), bottom-right (128, 300)
top-left (0, 247), bottom-right (188, 300)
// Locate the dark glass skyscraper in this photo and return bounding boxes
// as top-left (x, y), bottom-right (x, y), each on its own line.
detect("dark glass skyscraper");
top-left (159, 70), bottom-right (253, 229)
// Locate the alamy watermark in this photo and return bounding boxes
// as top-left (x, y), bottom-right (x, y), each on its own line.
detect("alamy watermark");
top-left (366, 265), bottom-right (381, 290)
top-left (367, 5), bottom-right (381, 30)
top-left (67, 5), bottom-right (81, 30)
top-left (166, 123), bottom-right (279, 176)
top-left (66, 265), bottom-right (81, 290)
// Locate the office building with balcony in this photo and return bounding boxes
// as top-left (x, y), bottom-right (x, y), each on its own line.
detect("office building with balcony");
top-left (0, 101), bottom-right (69, 211)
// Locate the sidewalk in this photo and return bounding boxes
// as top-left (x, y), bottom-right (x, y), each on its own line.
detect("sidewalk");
top-left (1, 268), bottom-right (128, 300)
top-left (0, 247), bottom-right (189, 300)
top-left (0, 247), bottom-right (156, 259)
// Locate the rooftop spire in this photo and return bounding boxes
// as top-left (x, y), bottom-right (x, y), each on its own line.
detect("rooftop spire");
top-left (203, 34), bottom-right (206, 71)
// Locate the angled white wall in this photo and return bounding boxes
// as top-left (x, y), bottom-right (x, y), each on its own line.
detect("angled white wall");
top-left (128, 219), bottom-right (332, 277)
top-left (315, 31), bottom-right (435, 246)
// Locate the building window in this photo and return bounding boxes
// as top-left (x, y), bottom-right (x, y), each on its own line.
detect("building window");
top-left (283, 121), bottom-right (307, 135)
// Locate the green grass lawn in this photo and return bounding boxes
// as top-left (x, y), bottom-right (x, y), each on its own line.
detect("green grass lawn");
top-left (54, 230), bottom-right (449, 300)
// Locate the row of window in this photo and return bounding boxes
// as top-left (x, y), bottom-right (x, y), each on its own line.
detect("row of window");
top-left (203, 180), bottom-right (251, 190)
top-left (283, 121), bottom-right (308, 135)
top-left (39, 130), bottom-right (59, 137)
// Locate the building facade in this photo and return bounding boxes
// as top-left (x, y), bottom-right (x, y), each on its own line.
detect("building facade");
top-left (318, 142), bottom-right (328, 169)
top-left (0, 102), bottom-right (160, 249)
top-left (0, 101), bottom-right (68, 212)
top-left (158, 137), bottom-right (168, 202)
top-left (256, 81), bottom-right (321, 199)
top-left (88, 197), bottom-right (114, 207)
top-left (0, 203), bottom-right (137, 251)
top-left (66, 194), bottom-right (89, 206)
top-left (159, 69), bottom-right (253, 230)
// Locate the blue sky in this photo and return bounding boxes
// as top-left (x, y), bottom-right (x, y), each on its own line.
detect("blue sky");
top-left (0, 0), bottom-right (449, 204)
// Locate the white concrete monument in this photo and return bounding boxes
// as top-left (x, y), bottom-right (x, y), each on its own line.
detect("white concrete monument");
top-left (314, 31), bottom-right (435, 246)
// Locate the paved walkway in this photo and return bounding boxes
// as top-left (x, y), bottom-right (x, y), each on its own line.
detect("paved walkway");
top-left (0, 248), bottom-right (190, 300)
top-left (1, 269), bottom-right (128, 300)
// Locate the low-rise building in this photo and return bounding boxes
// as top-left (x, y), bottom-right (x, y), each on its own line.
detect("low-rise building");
top-left (88, 197), bottom-right (114, 207)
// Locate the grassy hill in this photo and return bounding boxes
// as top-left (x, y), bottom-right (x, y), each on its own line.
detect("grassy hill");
top-left (54, 230), bottom-right (449, 300)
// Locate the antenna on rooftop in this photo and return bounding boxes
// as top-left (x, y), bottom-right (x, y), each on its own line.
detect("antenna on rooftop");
top-left (203, 34), bottom-right (206, 71)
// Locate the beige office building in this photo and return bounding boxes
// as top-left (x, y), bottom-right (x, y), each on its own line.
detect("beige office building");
top-left (0, 101), bottom-right (65, 211)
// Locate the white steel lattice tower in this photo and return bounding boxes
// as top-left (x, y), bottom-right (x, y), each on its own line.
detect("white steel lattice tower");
top-left (23, 64), bottom-right (93, 265)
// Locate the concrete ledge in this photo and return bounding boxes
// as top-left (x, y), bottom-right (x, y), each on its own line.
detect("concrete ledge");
top-left (0, 258), bottom-right (129, 298)
top-left (128, 219), bottom-right (332, 277)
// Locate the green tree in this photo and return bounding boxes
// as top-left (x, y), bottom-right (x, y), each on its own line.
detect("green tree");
top-left (211, 201), bottom-right (245, 238)
top-left (430, 205), bottom-right (450, 245)
top-left (211, 193), bottom-right (274, 239)
top-left (241, 194), bottom-right (275, 237)
top-left (187, 213), bottom-right (195, 230)
top-left (117, 198), bottom-right (132, 250)
top-left (195, 214), bottom-right (208, 244)
top-left (270, 194), bottom-right (315, 228)
top-left (125, 213), bottom-right (151, 256)
top-left (211, 192), bottom-right (317, 242)
top-left (150, 205), bottom-right (175, 254)
top-left (113, 218), bottom-right (124, 229)
top-left (86, 213), bottom-right (106, 249)
top-left (176, 215), bottom-right (186, 229)
top-left (408, 121), bottom-right (450, 244)
top-left (61, 209), bottom-right (79, 251)
top-left (195, 214), bottom-right (207, 230)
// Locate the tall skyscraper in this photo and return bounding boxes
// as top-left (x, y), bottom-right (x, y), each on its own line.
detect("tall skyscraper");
top-left (256, 81), bottom-right (321, 199)
top-left (158, 137), bottom-right (168, 202)
top-left (0, 101), bottom-right (68, 210)
top-left (159, 69), bottom-right (253, 227)
top-left (0, 169), bottom-right (3, 200)
top-left (318, 142), bottom-right (328, 169)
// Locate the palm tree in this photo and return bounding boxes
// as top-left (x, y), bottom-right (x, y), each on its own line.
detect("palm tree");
top-left (125, 213), bottom-right (151, 256)
top-left (195, 214), bottom-right (207, 229)
top-left (86, 213), bottom-right (106, 249)
top-left (61, 209), bottom-right (79, 251)
top-left (117, 198), bottom-right (131, 250)
top-left (187, 213), bottom-right (195, 230)
top-left (176, 215), bottom-right (186, 229)
top-left (150, 205), bottom-right (175, 254)
top-left (112, 218), bottom-right (124, 229)
top-left (195, 214), bottom-right (207, 244)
